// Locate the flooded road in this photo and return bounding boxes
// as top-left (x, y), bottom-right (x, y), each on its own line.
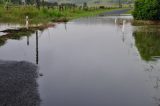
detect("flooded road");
top-left (0, 16), bottom-right (160, 106)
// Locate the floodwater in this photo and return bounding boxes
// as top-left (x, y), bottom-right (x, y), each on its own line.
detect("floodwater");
top-left (0, 16), bottom-right (160, 106)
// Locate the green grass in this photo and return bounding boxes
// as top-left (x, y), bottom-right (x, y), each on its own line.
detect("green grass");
top-left (0, 5), bottom-right (124, 24)
top-left (132, 20), bottom-right (160, 26)
top-left (124, 9), bottom-right (133, 14)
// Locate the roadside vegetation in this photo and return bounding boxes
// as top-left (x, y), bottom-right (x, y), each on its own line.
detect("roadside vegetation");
top-left (0, 1), bottom-right (131, 47)
top-left (125, 9), bottom-right (132, 14)
top-left (0, 0), bottom-right (134, 25)
top-left (0, 4), bottom-right (123, 24)
top-left (133, 0), bottom-right (160, 20)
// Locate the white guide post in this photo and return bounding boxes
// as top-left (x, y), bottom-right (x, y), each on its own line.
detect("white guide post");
top-left (122, 20), bottom-right (126, 33)
top-left (26, 16), bottom-right (29, 29)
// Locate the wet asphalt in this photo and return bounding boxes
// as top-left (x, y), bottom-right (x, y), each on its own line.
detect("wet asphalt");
top-left (99, 8), bottom-right (131, 16)
top-left (0, 60), bottom-right (40, 106)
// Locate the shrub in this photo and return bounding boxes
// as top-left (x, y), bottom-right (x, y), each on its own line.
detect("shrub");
top-left (133, 0), bottom-right (160, 20)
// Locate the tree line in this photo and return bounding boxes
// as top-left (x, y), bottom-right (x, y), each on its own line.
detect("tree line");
top-left (0, 0), bottom-right (59, 9)
top-left (0, 0), bottom-right (34, 4)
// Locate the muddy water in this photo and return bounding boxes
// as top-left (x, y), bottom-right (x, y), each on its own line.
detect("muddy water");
top-left (0, 16), bottom-right (160, 106)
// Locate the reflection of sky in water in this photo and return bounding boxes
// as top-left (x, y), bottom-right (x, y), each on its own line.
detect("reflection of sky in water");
top-left (72, 15), bottom-right (133, 25)
top-left (0, 16), bottom-right (160, 106)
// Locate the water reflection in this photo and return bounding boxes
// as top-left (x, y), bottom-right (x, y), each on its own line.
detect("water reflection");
top-left (0, 28), bottom-right (41, 64)
top-left (64, 22), bottom-right (67, 31)
top-left (36, 31), bottom-right (39, 64)
top-left (0, 60), bottom-right (40, 106)
top-left (133, 26), bottom-right (160, 106)
top-left (27, 36), bottom-right (30, 46)
top-left (142, 61), bottom-right (160, 106)
top-left (1, 16), bottom-right (160, 106)
top-left (0, 28), bottom-right (35, 47)
top-left (73, 16), bottom-right (133, 25)
top-left (133, 26), bottom-right (160, 61)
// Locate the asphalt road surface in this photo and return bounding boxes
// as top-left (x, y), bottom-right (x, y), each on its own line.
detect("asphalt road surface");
top-left (0, 60), bottom-right (40, 106)
top-left (99, 8), bottom-right (131, 16)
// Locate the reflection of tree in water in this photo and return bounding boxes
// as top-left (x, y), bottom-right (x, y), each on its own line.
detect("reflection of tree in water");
top-left (133, 26), bottom-right (160, 106)
top-left (133, 26), bottom-right (160, 61)
top-left (0, 60), bottom-right (40, 106)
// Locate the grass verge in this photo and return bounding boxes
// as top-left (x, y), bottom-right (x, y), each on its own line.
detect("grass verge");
top-left (132, 20), bottom-right (160, 26)
top-left (0, 5), bottom-right (126, 24)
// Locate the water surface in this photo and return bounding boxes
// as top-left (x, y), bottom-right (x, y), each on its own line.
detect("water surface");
top-left (0, 16), bottom-right (160, 106)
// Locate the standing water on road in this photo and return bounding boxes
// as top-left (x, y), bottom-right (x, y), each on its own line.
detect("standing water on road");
top-left (0, 15), bottom-right (160, 106)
